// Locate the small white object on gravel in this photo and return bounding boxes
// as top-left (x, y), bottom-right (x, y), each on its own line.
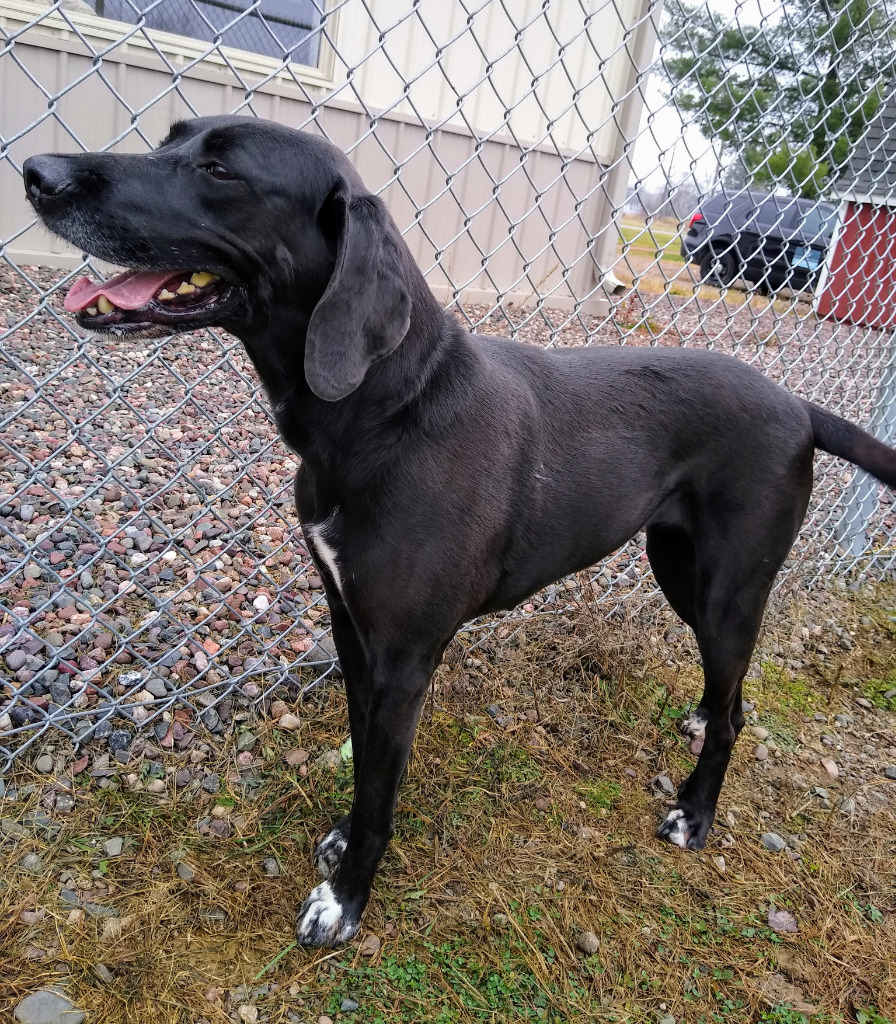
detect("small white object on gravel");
top-left (14, 989), bottom-right (85, 1024)
top-left (750, 726), bottom-right (769, 741)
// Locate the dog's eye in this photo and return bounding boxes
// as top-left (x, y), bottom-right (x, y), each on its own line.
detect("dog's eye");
top-left (203, 163), bottom-right (236, 181)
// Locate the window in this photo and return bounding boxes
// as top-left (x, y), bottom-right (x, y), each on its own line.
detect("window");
top-left (83, 0), bottom-right (325, 66)
top-left (751, 197), bottom-right (797, 235)
top-left (799, 205), bottom-right (837, 244)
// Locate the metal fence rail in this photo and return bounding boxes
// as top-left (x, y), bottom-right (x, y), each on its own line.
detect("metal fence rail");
top-left (2, 0), bottom-right (896, 770)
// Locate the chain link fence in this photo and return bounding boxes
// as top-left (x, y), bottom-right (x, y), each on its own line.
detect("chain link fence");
top-left (2, 0), bottom-right (896, 771)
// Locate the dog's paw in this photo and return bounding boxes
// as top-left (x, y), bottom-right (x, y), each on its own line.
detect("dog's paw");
top-left (678, 708), bottom-right (708, 754)
top-left (656, 805), bottom-right (711, 850)
top-left (313, 818), bottom-right (350, 880)
top-left (679, 708), bottom-right (707, 740)
top-left (295, 880), bottom-right (361, 947)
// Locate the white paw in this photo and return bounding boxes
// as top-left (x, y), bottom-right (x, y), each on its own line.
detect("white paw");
top-left (313, 828), bottom-right (348, 880)
top-left (657, 808), bottom-right (691, 848)
top-left (295, 880), bottom-right (360, 947)
top-left (679, 710), bottom-right (707, 740)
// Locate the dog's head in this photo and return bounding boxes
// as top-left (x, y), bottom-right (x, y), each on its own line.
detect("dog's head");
top-left (24, 115), bottom-right (411, 401)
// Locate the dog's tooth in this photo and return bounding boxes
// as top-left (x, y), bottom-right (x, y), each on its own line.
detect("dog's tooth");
top-left (158, 288), bottom-right (176, 300)
top-left (96, 295), bottom-right (115, 314)
top-left (176, 282), bottom-right (197, 295)
top-left (85, 306), bottom-right (98, 316)
top-left (190, 271), bottom-right (218, 287)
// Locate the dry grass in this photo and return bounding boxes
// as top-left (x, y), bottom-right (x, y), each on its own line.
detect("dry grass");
top-left (3, 586), bottom-right (896, 1023)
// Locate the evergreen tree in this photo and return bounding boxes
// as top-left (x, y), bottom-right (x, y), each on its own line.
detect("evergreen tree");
top-left (659, 0), bottom-right (896, 198)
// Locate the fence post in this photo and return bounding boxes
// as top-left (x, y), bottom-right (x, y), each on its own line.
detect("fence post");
top-left (586, 0), bottom-right (663, 302)
top-left (837, 329), bottom-right (896, 555)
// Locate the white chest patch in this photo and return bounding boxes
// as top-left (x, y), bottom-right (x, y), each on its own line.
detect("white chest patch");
top-left (307, 513), bottom-right (344, 598)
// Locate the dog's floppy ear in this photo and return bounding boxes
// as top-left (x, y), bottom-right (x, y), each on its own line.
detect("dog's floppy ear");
top-left (305, 181), bottom-right (412, 401)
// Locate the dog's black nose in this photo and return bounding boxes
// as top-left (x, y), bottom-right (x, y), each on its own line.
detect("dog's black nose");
top-left (23, 155), bottom-right (74, 202)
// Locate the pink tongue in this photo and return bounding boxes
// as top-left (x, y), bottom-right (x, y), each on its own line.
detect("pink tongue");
top-left (64, 270), bottom-right (183, 312)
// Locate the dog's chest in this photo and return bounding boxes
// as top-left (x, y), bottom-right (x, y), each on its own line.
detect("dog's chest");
top-left (305, 513), bottom-right (344, 598)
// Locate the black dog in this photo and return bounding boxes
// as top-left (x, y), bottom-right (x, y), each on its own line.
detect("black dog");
top-left (24, 116), bottom-right (896, 946)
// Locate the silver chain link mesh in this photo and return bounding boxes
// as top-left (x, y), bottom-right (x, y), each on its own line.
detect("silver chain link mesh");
top-left (2, 0), bottom-right (896, 769)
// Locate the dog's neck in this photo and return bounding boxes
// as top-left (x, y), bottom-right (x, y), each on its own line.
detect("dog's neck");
top-left (235, 267), bottom-right (459, 487)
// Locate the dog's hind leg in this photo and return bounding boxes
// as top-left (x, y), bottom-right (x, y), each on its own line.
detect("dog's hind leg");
top-left (296, 644), bottom-right (441, 946)
top-left (656, 489), bottom-right (808, 850)
top-left (645, 525), bottom-right (708, 745)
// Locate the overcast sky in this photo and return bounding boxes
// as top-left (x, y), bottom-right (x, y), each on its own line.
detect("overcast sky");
top-left (631, 0), bottom-right (776, 189)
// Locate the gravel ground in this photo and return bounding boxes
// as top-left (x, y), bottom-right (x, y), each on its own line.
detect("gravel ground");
top-left (4, 585), bottom-right (896, 1023)
top-left (2, 261), bottom-right (896, 774)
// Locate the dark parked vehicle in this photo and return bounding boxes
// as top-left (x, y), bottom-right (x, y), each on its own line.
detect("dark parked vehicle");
top-left (680, 189), bottom-right (838, 292)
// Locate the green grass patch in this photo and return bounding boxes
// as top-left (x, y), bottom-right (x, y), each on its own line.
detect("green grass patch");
top-left (748, 662), bottom-right (821, 714)
top-left (576, 779), bottom-right (622, 814)
top-left (618, 222), bottom-right (686, 265)
top-left (318, 936), bottom-right (608, 1023)
top-left (858, 676), bottom-right (896, 710)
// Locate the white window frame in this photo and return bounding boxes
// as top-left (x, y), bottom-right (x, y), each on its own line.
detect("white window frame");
top-left (0, 0), bottom-right (338, 88)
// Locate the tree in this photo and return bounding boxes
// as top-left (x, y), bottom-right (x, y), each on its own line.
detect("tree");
top-left (659, 0), bottom-right (896, 198)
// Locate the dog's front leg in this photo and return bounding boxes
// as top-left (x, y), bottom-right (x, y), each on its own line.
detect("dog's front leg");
top-left (295, 653), bottom-right (432, 947)
top-left (311, 596), bottom-right (370, 881)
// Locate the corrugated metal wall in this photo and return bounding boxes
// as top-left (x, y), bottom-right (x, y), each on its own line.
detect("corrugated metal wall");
top-left (334, 0), bottom-right (632, 163)
top-left (1, 0), bottom-right (651, 312)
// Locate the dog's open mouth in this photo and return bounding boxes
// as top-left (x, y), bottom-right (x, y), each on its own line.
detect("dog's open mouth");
top-left (64, 268), bottom-right (235, 335)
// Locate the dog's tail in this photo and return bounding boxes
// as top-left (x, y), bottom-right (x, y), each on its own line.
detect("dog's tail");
top-left (806, 401), bottom-right (896, 488)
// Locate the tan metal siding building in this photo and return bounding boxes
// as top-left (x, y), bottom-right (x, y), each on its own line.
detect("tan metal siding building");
top-left (1, 0), bottom-right (658, 313)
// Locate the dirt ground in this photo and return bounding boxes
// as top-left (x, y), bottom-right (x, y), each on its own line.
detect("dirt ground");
top-left (3, 579), bottom-right (896, 1024)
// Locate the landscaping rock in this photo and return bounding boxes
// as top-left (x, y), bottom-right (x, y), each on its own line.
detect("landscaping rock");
top-left (761, 832), bottom-right (786, 853)
top-left (14, 989), bottom-right (85, 1024)
top-left (650, 774), bottom-right (675, 797)
top-left (21, 852), bottom-right (44, 873)
top-left (201, 773), bottom-right (220, 793)
top-left (103, 836), bottom-right (124, 857)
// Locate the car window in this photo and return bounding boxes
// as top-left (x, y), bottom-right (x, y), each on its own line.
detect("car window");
top-left (749, 198), bottom-right (799, 236)
top-left (799, 206), bottom-right (837, 244)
